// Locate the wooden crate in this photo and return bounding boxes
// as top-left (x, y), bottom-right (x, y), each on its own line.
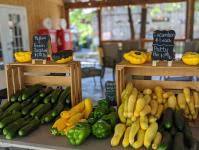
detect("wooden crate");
top-left (116, 60), bottom-right (199, 106)
top-left (5, 61), bottom-right (82, 106)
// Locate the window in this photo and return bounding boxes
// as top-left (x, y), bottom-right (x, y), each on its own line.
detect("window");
top-left (194, 1), bottom-right (199, 39)
top-left (145, 2), bottom-right (186, 53)
top-left (146, 2), bottom-right (186, 39)
top-left (102, 7), bottom-right (131, 40)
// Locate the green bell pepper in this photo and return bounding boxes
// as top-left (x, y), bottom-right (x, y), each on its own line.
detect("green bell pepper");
top-left (101, 111), bottom-right (118, 128)
top-left (98, 99), bottom-right (110, 108)
top-left (93, 106), bottom-right (109, 120)
top-left (92, 120), bottom-right (111, 139)
top-left (66, 122), bottom-right (91, 145)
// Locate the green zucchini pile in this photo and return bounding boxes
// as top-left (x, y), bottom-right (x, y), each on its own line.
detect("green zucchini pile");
top-left (0, 84), bottom-right (71, 140)
top-left (158, 108), bottom-right (194, 150)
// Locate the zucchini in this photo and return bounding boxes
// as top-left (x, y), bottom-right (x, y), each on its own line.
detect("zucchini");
top-left (4, 102), bottom-right (21, 114)
top-left (51, 103), bottom-right (64, 117)
top-left (51, 89), bottom-right (62, 103)
top-left (162, 108), bottom-right (173, 130)
top-left (0, 112), bottom-right (21, 128)
top-left (18, 94), bottom-right (23, 102)
top-left (32, 94), bottom-right (43, 103)
top-left (35, 103), bottom-right (52, 119)
top-left (40, 87), bottom-right (53, 98)
top-left (18, 118), bottom-right (40, 136)
top-left (170, 125), bottom-right (177, 137)
top-left (158, 132), bottom-right (172, 150)
top-left (10, 90), bottom-right (21, 102)
top-left (58, 87), bottom-right (70, 104)
top-left (184, 121), bottom-right (194, 148)
top-left (0, 112), bottom-right (12, 121)
top-left (0, 101), bottom-right (11, 112)
top-left (66, 95), bottom-right (71, 107)
top-left (21, 99), bottom-right (31, 107)
top-left (43, 93), bottom-right (52, 104)
top-left (173, 132), bottom-right (185, 150)
top-left (3, 118), bottom-right (29, 138)
top-left (30, 104), bottom-right (44, 117)
top-left (21, 102), bottom-right (38, 115)
top-left (40, 110), bottom-right (54, 124)
top-left (174, 110), bottom-right (184, 131)
top-left (22, 84), bottom-right (43, 100)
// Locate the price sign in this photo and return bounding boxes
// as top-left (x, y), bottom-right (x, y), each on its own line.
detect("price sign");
top-left (152, 30), bottom-right (176, 61)
top-left (32, 35), bottom-right (50, 60)
top-left (105, 81), bottom-right (116, 106)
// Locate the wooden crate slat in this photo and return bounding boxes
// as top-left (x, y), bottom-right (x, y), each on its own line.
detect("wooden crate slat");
top-left (5, 65), bottom-right (14, 100)
top-left (12, 67), bottom-right (20, 93)
top-left (125, 67), bottom-right (199, 76)
top-left (18, 67), bottom-right (25, 89)
top-left (23, 75), bottom-right (72, 86)
top-left (22, 66), bottom-right (71, 73)
top-left (132, 80), bottom-right (199, 91)
top-left (70, 66), bottom-right (75, 106)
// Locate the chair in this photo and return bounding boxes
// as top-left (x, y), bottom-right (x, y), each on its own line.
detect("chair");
top-left (101, 40), bottom-right (141, 80)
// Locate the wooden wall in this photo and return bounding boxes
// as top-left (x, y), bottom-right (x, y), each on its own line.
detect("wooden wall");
top-left (0, 0), bottom-right (65, 45)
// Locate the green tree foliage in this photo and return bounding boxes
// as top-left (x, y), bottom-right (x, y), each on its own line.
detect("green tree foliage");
top-left (70, 9), bottom-right (95, 45)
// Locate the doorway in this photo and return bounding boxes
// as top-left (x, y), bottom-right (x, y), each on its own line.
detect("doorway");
top-left (0, 5), bottom-right (29, 90)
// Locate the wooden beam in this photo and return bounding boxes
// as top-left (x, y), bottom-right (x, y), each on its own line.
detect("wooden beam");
top-left (97, 8), bottom-right (102, 47)
top-left (140, 5), bottom-right (147, 48)
top-left (186, 0), bottom-right (195, 40)
top-left (65, 8), bottom-right (70, 29)
top-left (127, 6), bottom-right (135, 39)
top-left (65, 0), bottom-right (186, 9)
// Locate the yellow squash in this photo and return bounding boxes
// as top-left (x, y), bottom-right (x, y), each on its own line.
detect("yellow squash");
top-left (129, 119), bottom-right (140, 145)
top-left (143, 88), bottom-right (152, 95)
top-left (123, 51), bottom-right (147, 65)
top-left (140, 115), bottom-right (148, 130)
top-left (140, 105), bottom-right (151, 116)
top-left (60, 100), bottom-right (85, 119)
top-left (150, 100), bottom-right (158, 115)
top-left (177, 93), bottom-right (186, 109)
top-left (183, 87), bottom-right (191, 103)
top-left (122, 127), bottom-right (131, 148)
top-left (155, 104), bottom-right (164, 119)
top-left (118, 103), bottom-right (126, 123)
top-left (155, 86), bottom-right (163, 104)
top-left (134, 97), bottom-right (146, 117)
top-left (144, 122), bottom-right (158, 148)
top-left (152, 132), bottom-right (162, 150)
top-left (84, 98), bottom-right (93, 119)
top-left (167, 95), bottom-right (177, 109)
top-left (52, 118), bottom-right (67, 131)
top-left (132, 129), bottom-right (145, 149)
top-left (193, 91), bottom-right (199, 108)
top-left (182, 52), bottom-right (199, 65)
top-left (127, 88), bottom-right (138, 118)
top-left (55, 56), bottom-right (73, 64)
top-left (15, 51), bottom-right (31, 63)
top-left (111, 123), bottom-right (126, 147)
top-left (65, 113), bottom-right (84, 126)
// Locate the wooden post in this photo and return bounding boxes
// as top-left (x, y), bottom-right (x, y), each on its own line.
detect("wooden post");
top-left (65, 8), bottom-right (70, 29)
top-left (140, 5), bottom-right (147, 49)
top-left (97, 8), bottom-right (102, 47)
top-left (186, 0), bottom-right (195, 40)
top-left (128, 6), bottom-right (135, 39)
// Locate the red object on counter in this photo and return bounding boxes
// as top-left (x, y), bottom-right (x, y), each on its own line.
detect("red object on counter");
top-left (38, 29), bottom-right (58, 53)
top-left (57, 29), bottom-right (73, 51)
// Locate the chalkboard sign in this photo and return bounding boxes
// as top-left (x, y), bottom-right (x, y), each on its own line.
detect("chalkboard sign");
top-left (152, 30), bottom-right (176, 61)
top-left (105, 81), bottom-right (116, 106)
top-left (32, 35), bottom-right (50, 60)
